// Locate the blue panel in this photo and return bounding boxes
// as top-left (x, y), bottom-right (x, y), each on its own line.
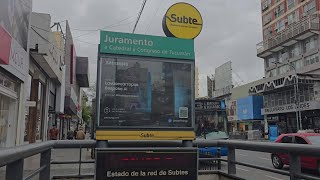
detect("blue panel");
top-left (237, 96), bottom-right (264, 120)
top-left (220, 100), bottom-right (226, 110)
top-left (237, 96), bottom-right (253, 120)
top-left (269, 125), bottom-right (278, 142)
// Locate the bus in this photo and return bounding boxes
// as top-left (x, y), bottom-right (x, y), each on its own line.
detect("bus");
top-left (195, 99), bottom-right (228, 156)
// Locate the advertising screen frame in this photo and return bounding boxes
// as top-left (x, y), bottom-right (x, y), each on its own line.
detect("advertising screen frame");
top-left (95, 147), bottom-right (198, 180)
top-left (96, 53), bottom-right (195, 140)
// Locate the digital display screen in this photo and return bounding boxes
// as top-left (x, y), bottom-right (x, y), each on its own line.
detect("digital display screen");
top-left (98, 57), bottom-right (193, 128)
top-left (96, 148), bottom-right (198, 180)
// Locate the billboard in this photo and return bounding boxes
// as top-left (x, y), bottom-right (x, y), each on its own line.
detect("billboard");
top-left (226, 100), bottom-right (237, 121)
top-left (0, 0), bottom-right (31, 78)
top-left (237, 96), bottom-right (263, 120)
top-left (96, 148), bottom-right (198, 180)
top-left (213, 61), bottom-right (232, 97)
top-left (99, 57), bottom-right (193, 128)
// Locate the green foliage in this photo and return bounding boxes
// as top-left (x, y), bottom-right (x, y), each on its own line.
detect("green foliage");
top-left (82, 105), bottom-right (92, 123)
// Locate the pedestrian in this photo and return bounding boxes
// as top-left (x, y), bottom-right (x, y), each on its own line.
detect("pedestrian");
top-left (49, 125), bottom-right (59, 140)
top-left (74, 128), bottom-right (78, 139)
top-left (76, 127), bottom-right (86, 140)
top-left (67, 128), bottom-right (74, 140)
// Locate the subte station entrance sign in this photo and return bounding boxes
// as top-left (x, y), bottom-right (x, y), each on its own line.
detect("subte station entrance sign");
top-left (95, 2), bottom-right (201, 180)
top-left (96, 31), bottom-right (196, 140)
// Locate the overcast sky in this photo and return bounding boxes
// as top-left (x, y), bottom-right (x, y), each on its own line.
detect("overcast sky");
top-left (33, 0), bottom-right (264, 97)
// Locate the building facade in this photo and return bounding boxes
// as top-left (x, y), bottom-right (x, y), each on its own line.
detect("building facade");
top-left (0, 0), bottom-right (32, 148)
top-left (26, 12), bottom-right (65, 143)
top-left (227, 79), bottom-right (266, 135)
top-left (59, 21), bottom-right (89, 139)
top-left (251, 0), bottom-right (320, 135)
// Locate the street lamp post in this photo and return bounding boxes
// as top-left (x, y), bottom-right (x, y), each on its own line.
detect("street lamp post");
top-left (272, 61), bottom-right (301, 131)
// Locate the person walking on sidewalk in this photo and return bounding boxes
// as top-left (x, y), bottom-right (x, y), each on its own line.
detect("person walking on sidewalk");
top-left (49, 125), bottom-right (59, 140)
top-left (67, 128), bottom-right (74, 140)
top-left (76, 127), bottom-right (86, 140)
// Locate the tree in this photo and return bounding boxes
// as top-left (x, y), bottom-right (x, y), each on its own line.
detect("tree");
top-left (82, 105), bottom-right (92, 124)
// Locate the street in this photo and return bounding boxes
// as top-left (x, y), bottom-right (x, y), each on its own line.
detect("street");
top-left (220, 149), bottom-right (319, 180)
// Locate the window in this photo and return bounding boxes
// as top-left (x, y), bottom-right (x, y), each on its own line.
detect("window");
top-left (263, 26), bottom-right (273, 39)
top-left (275, 4), bottom-right (285, 18)
top-left (295, 136), bottom-right (308, 144)
top-left (275, 19), bottom-right (285, 32)
top-left (303, 0), bottom-right (316, 16)
top-left (287, 0), bottom-right (298, 10)
top-left (281, 136), bottom-right (293, 143)
top-left (270, 68), bottom-right (277, 77)
top-left (263, 13), bottom-right (272, 25)
top-left (262, 0), bottom-right (272, 11)
top-left (305, 54), bottom-right (319, 66)
top-left (291, 59), bottom-right (304, 71)
top-left (279, 65), bottom-right (289, 74)
top-left (288, 11), bottom-right (299, 25)
top-left (289, 43), bottom-right (300, 58)
top-left (307, 136), bottom-right (320, 145)
top-left (304, 36), bottom-right (318, 52)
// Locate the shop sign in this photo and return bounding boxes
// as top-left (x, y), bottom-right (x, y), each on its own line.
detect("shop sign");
top-left (195, 100), bottom-right (221, 110)
top-left (261, 101), bottom-right (320, 115)
top-left (71, 88), bottom-right (78, 105)
top-left (100, 31), bottom-right (194, 60)
top-left (96, 148), bottom-right (198, 180)
top-left (26, 101), bottom-right (36, 107)
top-left (162, 3), bottom-right (203, 39)
top-left (0, 26), bottom-right (12, 65)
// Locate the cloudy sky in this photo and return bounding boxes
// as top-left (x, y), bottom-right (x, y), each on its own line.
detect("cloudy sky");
top-left (33, 0), bottom-right (264, 97)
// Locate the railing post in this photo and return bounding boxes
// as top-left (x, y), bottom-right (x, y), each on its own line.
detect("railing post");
top-left (227, 147), bottom-right (236, 175)
top-left (40, 149), bottom-right (51, 180)
top-left (79, 146), bottom-right (82, 176)
top-left (6, 159), bottom-right (24, 180)
top-left (289, 153), bottom-right (301, 180)
top-left (217, 148), bottom-right (221, 170)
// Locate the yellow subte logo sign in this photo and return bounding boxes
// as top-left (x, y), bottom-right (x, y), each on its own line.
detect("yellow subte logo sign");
top-left (163, 2), bottom-right (203, 39)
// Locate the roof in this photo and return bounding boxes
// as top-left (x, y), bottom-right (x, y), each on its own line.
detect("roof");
top-left (281, 133), bottom-right (320, 137)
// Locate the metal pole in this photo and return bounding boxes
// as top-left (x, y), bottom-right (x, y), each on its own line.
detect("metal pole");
top-left (294, 79), bottom-right (300, 131)
top-left (227, 147), bottom-right (236, 175)
top-left (289, 63), bottom-right (300, 131)
top-left (289, 153), bottom-right (301, 180)
top-left (40, 149), bottom-right (51, 180)
top-left (6, 159), bottom-right (24, 180)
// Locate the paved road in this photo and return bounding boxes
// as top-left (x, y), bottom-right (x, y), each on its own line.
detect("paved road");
top-left (221, 149), bottom-right (319, 180)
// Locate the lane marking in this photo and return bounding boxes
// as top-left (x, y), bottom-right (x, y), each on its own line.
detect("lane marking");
top-left (258, 157), bottom-right (270, 161)
top-left (238, 153), bottom-right (248, 157)
top-left (236, 167), bottom-right (249, 172)
top-left (265, 175), bottom-right (284, 180)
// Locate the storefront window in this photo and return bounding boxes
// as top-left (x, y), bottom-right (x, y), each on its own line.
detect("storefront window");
top-left (36, 82), bottom-right (45, 140)
top-left (0, 94), bottom-right (10, 148)
top-left (24, 74), bottom-right (32, 141)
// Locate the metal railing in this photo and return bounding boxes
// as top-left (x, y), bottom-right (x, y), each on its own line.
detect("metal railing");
top-left (1, 139), bottom-right (320, 180)
top-left (257, 15), bottom-right (320, 55)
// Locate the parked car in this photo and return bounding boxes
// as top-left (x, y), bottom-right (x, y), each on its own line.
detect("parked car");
top-left (271, 133), bottom-right (320, 174)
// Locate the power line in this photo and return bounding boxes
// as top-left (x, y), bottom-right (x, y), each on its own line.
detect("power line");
top-left (133, 0), bottom-right (147, 33)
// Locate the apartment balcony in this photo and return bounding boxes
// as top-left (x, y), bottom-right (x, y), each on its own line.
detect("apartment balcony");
top-left (257, 15), bottom-right (320, 58)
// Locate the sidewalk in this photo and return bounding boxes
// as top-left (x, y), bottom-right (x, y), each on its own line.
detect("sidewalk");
top-left (0, 141), bottom-right (94, 180)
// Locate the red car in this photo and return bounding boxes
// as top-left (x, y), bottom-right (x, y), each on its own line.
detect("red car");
top-left (271, 133), bottom-right (320, 174)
